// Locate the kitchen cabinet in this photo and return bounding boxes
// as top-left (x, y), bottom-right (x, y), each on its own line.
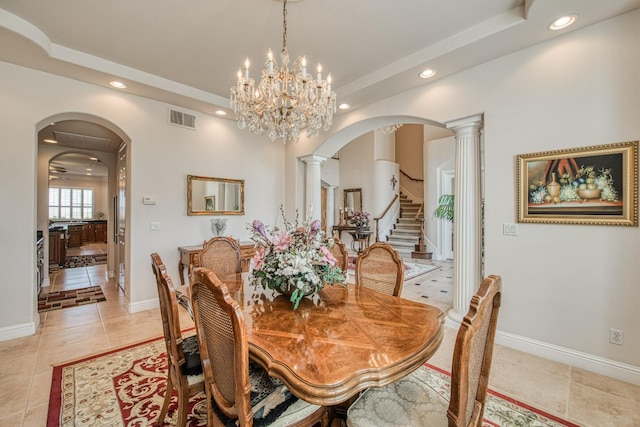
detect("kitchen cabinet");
top-left (94, 222), bottom-right (107, 242)
top-left (67, 224), bottom-right (83, 248)
top-left (82, 223), bottom-right (95, 243)
top-left (49, 230), bottom-right (66, 265)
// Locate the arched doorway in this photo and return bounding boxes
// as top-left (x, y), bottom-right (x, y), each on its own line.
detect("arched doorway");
top-left (36, 114), bottom-right (130, 296)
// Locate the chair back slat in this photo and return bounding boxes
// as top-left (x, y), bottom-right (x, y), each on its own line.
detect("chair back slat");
top-left (198, 237), bottom-right (242, 277)
top-left (151, 253), bottom-right (185, 373)
top-left (191, 267), bottom-right (253, 424)
top-left (447, 275), bottom-right (502, 427)
top-left (355, 242), bottom-right (404, 297)
top-left (329, 238), bottom-right (348, 272)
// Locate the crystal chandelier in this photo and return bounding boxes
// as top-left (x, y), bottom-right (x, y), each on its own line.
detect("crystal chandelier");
top-left (230, 0), bottom-right (337, 143)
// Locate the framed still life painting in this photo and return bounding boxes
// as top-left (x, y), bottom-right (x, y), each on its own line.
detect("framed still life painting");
top-left (517, 141), bottom-right (638, 226)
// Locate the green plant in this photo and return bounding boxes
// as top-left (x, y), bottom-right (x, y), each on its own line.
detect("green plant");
top-left (434, 194), bottom-right (454, 222)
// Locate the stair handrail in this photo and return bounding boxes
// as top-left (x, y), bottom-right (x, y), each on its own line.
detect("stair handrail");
top-left (400, 169), bottom-right (424, 182)
top-left (414, 203), bottom-right (424, 221)
top-left (374, 194), bottom-right (399, 242)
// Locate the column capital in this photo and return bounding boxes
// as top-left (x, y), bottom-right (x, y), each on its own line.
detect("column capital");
top-left (445, 114), bottom-right (483, 134)
top-left (300, 154), bottom-right (328, 165)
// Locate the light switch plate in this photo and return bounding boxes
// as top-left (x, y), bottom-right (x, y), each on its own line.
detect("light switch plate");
top-left (503, 223), bottom-right (518, 236)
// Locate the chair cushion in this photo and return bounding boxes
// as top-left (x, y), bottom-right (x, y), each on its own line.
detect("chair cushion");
top-left (211, 361), bottom-right (322, 426)
top-left (180, 335), bottom-right (203, 376)
top-left (346, 366), bottom-right (449, 427)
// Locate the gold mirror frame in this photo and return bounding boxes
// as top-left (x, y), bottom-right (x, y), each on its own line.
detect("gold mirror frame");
top-left (187, 175), bottom-right (245, 216)
top-left (343, 188), bottom-right (362, 218)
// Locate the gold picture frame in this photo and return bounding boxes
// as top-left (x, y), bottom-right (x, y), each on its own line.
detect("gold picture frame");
top-left (517, 141), bottom-right (638, 226)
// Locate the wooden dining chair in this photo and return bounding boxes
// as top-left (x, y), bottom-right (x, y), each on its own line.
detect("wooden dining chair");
top-left (198, 236), bottom-right (242, 277)
top-left (329, 238), bottom-right (349, 272)
top-left (190, 266), bottom-right (328, 427)
top-left (354, 242), bottom-right (404, 297)
top-left (346, 275), bottom-right (503, 427)
top-left (150, 253), bottom-right (204, 427)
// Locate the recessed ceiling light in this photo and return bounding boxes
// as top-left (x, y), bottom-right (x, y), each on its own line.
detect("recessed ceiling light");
top-left (338, 103), bottom-right (351, 110)
top-left (419, 69), bottom-right (436, 79)
top-left (86, 168), bottom-right (92, 171)
top-left (86, 173), bottom-right (92, 176)
top-left (215, 110), bottom-right (227, 116)
top-left (109, 81), bottom-right (127, 89)
top-left (549, 14), bottom-right (577, 31)
top-left (43, 138), bottom-right (57, 144)
top-left (89, 157), bottom-right (98, 161)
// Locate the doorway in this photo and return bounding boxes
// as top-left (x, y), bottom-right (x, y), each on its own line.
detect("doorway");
top-left (37, 115), bottom-right (129, 293)
top-left (439, 169), bottom-right (455, 260)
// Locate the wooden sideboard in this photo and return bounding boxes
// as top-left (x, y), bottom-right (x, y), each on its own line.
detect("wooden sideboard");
top-left (332, 224), bottom-right (357, 240)
top-left (178, 241), bottom-right (256, 285)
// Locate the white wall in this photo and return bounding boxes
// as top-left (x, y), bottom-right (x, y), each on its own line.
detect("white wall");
top-left (0, 61), bottom-right (284, 339)
top-left (292, 9), bottom-right (640, 380)
top-left (396, 124), bottom-right (425, 202)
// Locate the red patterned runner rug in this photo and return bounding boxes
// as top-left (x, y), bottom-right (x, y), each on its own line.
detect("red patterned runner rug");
top-left (47, 336), bottom-right (206, 427)
top-left (48, 336), bottom-right (579, 426)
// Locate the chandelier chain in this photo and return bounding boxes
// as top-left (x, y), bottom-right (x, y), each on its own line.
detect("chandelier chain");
top-left (282, 0), bottom-right (287, 52)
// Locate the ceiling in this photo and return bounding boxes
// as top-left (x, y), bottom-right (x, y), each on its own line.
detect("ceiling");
top-left (3, 0), bottom-right (640, 119)
top-left (4, 0), bottom-right (640, 179)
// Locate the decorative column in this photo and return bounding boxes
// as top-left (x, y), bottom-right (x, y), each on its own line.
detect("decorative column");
top-left (445, 114), bottom-right (483, 323)
top-left (325, 185), bottom-right (337, 234)
top-left (300, 155), bottom-right (327, 222)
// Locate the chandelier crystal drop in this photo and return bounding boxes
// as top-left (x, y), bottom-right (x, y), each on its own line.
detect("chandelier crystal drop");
top-left (230, 0), bottom-right (336, 143)
top-left (379, 124), bottom-right (403, 134)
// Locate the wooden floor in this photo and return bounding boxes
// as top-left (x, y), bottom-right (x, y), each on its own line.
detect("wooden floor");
top-left (0, 247), bottom-right (638, 426)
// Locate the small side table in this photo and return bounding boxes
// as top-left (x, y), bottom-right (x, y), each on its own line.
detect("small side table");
top-left (348, 230), bottom-right (372, 255)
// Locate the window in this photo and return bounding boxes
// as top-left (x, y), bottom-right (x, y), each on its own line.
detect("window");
top-left (49, 187), bottom-right (94, 220)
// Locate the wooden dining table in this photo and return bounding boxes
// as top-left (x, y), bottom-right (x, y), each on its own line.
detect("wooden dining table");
top-left (214, 273), bottom-right (445, 406)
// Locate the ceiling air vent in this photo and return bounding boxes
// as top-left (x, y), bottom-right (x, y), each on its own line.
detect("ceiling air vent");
top-left (169, 109), bottom-right (196, 130)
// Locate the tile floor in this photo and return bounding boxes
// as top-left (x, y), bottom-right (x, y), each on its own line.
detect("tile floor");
top-left (1, 245), bottom-right (638, 426)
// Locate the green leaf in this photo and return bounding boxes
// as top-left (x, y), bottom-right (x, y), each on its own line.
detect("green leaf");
top-left (434, 194), bottom-right (454, 222)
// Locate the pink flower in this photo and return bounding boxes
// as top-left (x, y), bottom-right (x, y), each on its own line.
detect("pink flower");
top-left (320, 246), bottom-right (337, 266)
top-left (272, 231), bottom-right (294, 252)
top-left (252, 246), bottom-right (267, 270)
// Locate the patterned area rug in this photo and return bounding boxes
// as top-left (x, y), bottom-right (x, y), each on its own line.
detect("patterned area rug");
top-left (62, 254), bottom-right (107, 268)
top-left (47, 337), bottom-right (579, 427)
top-left (38, 286), bottom-right (106, 312)
top-left (348, 257), bottom-right (439, 280)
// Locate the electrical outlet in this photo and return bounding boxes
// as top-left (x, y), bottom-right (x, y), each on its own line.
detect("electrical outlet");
top-left (609, 328), bottom-right (623, 345)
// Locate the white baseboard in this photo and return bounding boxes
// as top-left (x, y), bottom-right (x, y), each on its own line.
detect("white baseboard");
top-left (0, 322), bottom-right (36, 342)
top-left (443, 316), bottom-right (640, 386)
top-left (128, 298), bottom-right (159, 314)
top-left (495, 330), bottom-right (640, 386)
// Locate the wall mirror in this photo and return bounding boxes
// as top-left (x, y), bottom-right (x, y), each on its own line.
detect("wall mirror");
top-left (187, 175), bottom-right (245, 216)
top-left (343, 188), bottom-right (362, 218)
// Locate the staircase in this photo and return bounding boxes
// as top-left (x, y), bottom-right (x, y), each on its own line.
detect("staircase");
top-left (386, 194), bottom-right (432, 259)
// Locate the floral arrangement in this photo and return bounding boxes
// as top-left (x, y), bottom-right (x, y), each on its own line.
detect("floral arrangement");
top-left (529, 165), bottom-right (618, 204)
top-left (349, 210), bottom-right (370, 229)
top-left (247, 207), bottom-right (346, 309)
